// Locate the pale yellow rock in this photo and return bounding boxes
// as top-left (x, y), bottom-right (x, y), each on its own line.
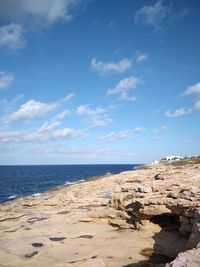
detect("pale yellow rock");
top-left (0, 160), bottom-right (200, 267)
top-left (56, 258), bottom-right (106, 267)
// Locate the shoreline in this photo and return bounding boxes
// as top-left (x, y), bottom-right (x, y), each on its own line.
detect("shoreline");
top-left (0, 172), bottom-right (114, 205)
top-left (0, 160), bottom-right (200, 266)
top-left (1, 165), bottom-right (139, 205)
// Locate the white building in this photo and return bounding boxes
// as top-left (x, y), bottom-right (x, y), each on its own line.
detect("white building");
top-left (151, 156), bottom-right (183, 164)
top-left (160, 155), bottom-right (183, 162)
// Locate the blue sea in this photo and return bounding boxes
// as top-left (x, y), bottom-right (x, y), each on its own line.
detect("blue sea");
top-left (0, 164), bottom-right (141, 203)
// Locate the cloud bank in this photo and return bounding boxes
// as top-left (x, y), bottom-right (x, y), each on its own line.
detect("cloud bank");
top-left (0, 0), bottom-right (83, 26)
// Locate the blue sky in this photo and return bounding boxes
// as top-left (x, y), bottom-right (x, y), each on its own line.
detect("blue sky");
top-left (0, 0), bottom-right (199, 165)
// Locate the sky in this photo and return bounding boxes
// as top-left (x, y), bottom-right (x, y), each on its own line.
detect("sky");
top-left (0, 0), bottom-right (199, 165)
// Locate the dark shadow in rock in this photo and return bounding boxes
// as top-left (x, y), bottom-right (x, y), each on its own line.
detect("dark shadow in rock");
top-left (67, 255), bottom-right (98, 264)
top-left (49, 237), bottom-right (66, 241)
top-left (121, 188), bottom-right (129, 192)
top-left (24, 227), bottom-right (32, 230)
top-left (123, 213), bottom-right (189, 267)
top-left (27, 217), bottom-right (48, 224)
top-left (57, 211), bottom-right (69, 215)
top-left (24, 251), bottom-right (38, 258)
top-left (77, 235), bottom-right (94, 239)
top-left (77, 204), bottom-right (100, 209)
top-left (32, 242), bottom-right (43, 247)
top-left (150, 214), bottom-right (180, 230)
top-left (123, 262), bottom-right (164, 267)
top-left (123, 253), bottom-right (174, 266)
top-left (154, 174), bottom-right (164, 180)
top-left (91, 255), bottom-right (98, 258)
top-left (4, 228), bottom-right (18, 233)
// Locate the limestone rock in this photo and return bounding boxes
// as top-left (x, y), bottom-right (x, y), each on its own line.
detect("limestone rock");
top-left (1, 159), bottom-right (200, 267)
top-left (133, 185), bottom-right (152, 193)
top-left (166, 248), bottom-right (200, 267)
top-left (154, 174), bottom-right (164, 180)
top-left (57, 258), bottom-right (106, 267)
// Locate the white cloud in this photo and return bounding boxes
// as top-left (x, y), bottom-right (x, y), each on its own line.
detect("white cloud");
top-left (23, 0), bottom-right (74, 24)
top-left (119, 92), bottom-right (136, 102)
top-left (37, 121), bottom-right (61, 133)
top-left (182, 82), bottom-right (200, 96)
top-left (179, 82), bottom-right (200, 113)
top-left (107, 76), bottom-right (140, 101)
top-left (0, 124), bottom-right (85, 143)
top-left (87, 116), bottom-right (112, 128)
top-left (91, 57), bottom-right (132, 75)
top-left (0, 1), bottom-right (84, 52)
top-left (76, 104), bottom-right (112, 127)
top-left (0, 95), bottom-right (24, 114)
top-left (98, 130), bottom-right (132, 142)
top-left (98, 128), bottom-right (145, 142)
top-left (32, 145), bottom-right (137, 158)
top-left (0, 0), bottom-right (83, 26)
top-left (52, 128), bottom-right (85, 140)
top-left (135, 0), bottom-right (170, 30)
top-left (0, 72), bottom-right (14, 90)
top-left (32, 145), bottom-right (97, 155)
top-left (136, 52), bottom-right (148, 62)
top-left (76, 105), bottom-right (104, 116)
top-left (32, 145), bottom-right (89, 154)
top-left (52, 110), bottom-right (70, 121)
top-left (3, 100), bottom-right (58, 123)
top-left (107, 76), bottom-right (140, 95)
top-left (62, 92), bottom-right (75, 102)
top-left (0, 23), bottom-right (26, 52)
top-left (165, 82), bottom-right (200, 117)
top-left (165, 108), bottom-right (192, 118)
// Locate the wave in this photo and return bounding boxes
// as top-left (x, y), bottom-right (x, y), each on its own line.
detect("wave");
top-left (65, 179), bottom-right (85, 185)
top-left (8, 195), bottom-right (17, 200)
top-left (32, 193), bottom-right (41, 197)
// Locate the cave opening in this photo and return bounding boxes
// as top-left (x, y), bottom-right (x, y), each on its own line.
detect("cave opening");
top-left (150, 213), bottom-right (181, 231)
top-left (138, 213), bottom-right (190, 266)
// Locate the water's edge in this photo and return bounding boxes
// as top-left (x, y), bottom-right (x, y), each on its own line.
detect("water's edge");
top-left (0, 164), bottom-right (143, 204)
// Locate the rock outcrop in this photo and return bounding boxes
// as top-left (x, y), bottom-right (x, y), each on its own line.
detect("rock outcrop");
top-left (0, 159), bottom-right (200, 266)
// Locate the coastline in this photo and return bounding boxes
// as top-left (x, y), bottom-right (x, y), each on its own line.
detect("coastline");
top-left (1, 171), bottom-right (116, 205)
top-left (0, 164), bottom-right (138, 204)
top-left (0, 160), bottom-right (200, 266)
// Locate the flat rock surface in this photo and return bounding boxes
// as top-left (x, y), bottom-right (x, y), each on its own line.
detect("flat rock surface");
top-left (0, 161), bottom-right (200, 267)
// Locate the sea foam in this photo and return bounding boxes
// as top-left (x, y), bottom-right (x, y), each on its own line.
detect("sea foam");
top-left (8, 195), bottom-right (17, 200)
top-left (65, 179), bottom-right (85, 185)
top-left (32, 193), bottom-right (41, 197)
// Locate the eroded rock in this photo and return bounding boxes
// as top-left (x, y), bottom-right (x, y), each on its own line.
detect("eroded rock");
top-left (166, 248), bottom-right (200, 267)
top-left (1, 160), bottom-right (200, 267)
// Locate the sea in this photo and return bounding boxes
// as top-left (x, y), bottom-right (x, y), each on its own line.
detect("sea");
top-left (0, 164), bottom-right (141, 203)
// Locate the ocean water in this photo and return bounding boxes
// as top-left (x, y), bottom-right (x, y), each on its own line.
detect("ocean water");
top-left (0, 164), bottom-right (141, 203)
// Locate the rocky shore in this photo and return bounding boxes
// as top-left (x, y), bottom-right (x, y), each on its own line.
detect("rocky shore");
top-left (0, 159), bottom-right (200, 267)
